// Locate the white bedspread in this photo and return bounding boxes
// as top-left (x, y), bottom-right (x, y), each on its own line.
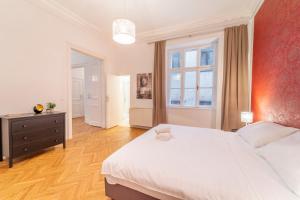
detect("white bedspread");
top-left (101, 124), bottom-right (299, 200)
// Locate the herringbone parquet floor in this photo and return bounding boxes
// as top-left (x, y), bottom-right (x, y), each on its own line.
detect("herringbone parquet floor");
top-left (0, 118), bottom-right (145, 200)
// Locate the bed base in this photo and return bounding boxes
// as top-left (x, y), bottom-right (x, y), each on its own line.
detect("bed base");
top-left (105, 178), bottom-right (158, 200)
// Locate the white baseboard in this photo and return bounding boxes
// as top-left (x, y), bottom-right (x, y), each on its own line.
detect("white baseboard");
top-left (85, 120), bottom-right (103, 127)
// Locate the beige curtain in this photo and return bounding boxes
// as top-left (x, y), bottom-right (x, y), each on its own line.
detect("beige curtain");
top-left (222, 25), bottom-right (249, 131)
top-left (153, 41), bottom-right (167, 126)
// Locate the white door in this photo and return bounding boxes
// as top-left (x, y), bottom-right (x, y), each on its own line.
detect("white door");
top-left (72, 77), bottom-right (84, 118)
top-left (106, 74), bottom-right (123, 128)
top-left (84, 61), bottom-right (104, 127)
top-left (119, 76), bottom-right (130, 126)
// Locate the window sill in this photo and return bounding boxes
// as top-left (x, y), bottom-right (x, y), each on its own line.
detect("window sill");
top-left (167, 105), bottom-right (215, 110)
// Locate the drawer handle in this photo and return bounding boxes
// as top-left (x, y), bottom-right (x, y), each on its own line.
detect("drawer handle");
top-left (55, 129), bottom-right (59, 133)
top-left (22, 124), bottom-right (27, 128)
top-left (55, 139), bottom-right (59, 142)
top-left (23, 136), bottom-right (28, 140)
top-left (54, 120), bottom-right (58, 123)
top-left (24, 148), bottom-right (28, 152)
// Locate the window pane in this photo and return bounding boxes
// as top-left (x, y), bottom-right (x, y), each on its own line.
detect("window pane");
top-left (184, 71), bottom-right (196, 89)
top-left (185, 50), bottom-right (197, 67)
top-left (199, 88), bottom-right (213, 106)
top-left (200, 47), bottom-right (214, 66)
top-left (171, 52), bottom-right (180, 68)
top-left (184, 71), bottom-right (196, 106)
top-left (200, 70), bottom-right (213, 88)
top-left (170, 89), bottom-right (181, 105)
top-left (184, 89), bottom-right (196, 106)
top-left (170, 72), bottom-right (181, 88)
top-left (169, 72), bottom-right (181, 105)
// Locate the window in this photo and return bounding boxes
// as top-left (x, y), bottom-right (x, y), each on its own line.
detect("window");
top-left (200, 47), bottom-right (214, 66)
top-left (169, 72), bottom-right (181, 105)
top-left (168, 44), bottom-right (217, 108)
top-left (184, 71), bottom-right (197, 106)
top-left (199, 70), bottom-right (213, 106)
top-left (170, 52), bottom-right (181, 68)
top-left (185, 49), bottom-right (197, 67)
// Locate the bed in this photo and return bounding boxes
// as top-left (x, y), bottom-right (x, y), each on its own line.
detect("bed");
top-left (101, 124), bottom-right (300, 200)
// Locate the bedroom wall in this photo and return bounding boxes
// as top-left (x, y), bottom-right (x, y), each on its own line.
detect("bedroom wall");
top-left (0, 0), bottom-right (117, 137)
top-left (112, 32), bottom-right (225, 129)
top-left (111, 43), bottom-right (154, 128)
top-left (252, 0), bottom-right (300, 128)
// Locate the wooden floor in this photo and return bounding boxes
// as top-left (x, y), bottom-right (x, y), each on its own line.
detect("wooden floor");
top-left (0, 118), bottom-right (145, 200)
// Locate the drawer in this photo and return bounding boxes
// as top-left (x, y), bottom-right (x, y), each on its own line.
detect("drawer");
top-left (11, 115), bottom-right (64, 133)
top-left (12, 135), bottom-right (64, 158)
top-left (12, 126), bottom-right (64, 147)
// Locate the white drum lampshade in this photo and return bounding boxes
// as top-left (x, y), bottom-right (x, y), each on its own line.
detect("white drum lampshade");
top-left (241, 112), bottom-right (253, 125)
top-left (113, 19), bottom-right (136, 45)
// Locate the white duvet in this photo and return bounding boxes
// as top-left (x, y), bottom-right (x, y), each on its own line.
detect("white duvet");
top-left (101, 124), bottom-right (299, 200)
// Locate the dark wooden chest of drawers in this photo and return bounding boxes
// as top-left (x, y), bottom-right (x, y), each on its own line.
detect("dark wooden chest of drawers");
top-left (1, 112), bottom-right (66, 168)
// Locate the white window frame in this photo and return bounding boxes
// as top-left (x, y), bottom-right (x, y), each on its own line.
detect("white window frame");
top-left (167, 43), bottom-right (218, 109)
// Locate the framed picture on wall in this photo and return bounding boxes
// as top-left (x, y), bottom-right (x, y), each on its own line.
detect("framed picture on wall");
top-left (137, 73), bottom-right (152, 99)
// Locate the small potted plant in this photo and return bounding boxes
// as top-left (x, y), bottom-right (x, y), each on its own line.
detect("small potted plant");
top-left (46, 102), bottom-right (56, 113)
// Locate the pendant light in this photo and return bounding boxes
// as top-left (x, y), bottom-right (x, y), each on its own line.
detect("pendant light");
top-left (112, 0), bottom-right (136, 45)
top-left (113, 19), bottom-right (136, 44)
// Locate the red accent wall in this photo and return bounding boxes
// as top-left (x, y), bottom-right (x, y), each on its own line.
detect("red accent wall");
top-left (252, 0), bottom-right (300, 128)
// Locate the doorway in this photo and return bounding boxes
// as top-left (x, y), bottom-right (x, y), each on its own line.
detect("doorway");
top-left (71, 49), bottom-right (105, 135)
top-left (119, 75), bottom-right (130, 127)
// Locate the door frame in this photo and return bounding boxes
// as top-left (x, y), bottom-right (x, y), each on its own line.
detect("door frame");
top-left (66, 43), bottom-right (107, 139)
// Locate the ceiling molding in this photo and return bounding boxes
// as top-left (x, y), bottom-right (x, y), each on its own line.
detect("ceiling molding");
top-left (249, 0), bottom-right (264, 18)
top-left (26, 0), bottom-right (265, 43)
top-left (137, 16), bottom-right (250, 43)
top-left (26, 0), bottom-right (103, 34)
top-left (137, 0), bottom-right (264, 43)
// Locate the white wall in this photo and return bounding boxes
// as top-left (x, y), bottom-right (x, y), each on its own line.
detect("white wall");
top-left (112, 32), bottom-right (224, 129)
top-left (0, 0), bottom-right (116, 138)
top-left (112, 43), bottom-right (154, 109)
top-left (111, 43), bottom-right (154, 127)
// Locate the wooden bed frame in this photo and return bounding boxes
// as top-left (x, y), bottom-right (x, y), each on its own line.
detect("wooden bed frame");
top-left (105, 178), bottom-right (158, 200)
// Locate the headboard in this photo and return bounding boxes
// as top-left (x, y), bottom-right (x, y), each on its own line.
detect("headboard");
top-left (251, 0), bottom-right (300, 128)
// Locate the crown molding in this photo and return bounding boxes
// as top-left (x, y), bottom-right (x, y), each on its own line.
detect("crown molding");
top-left (26, 0), bottom-right (264, 43)
top-left (137, 16), bottom-right (250, 43)
top-left (26, 0), bottom-right (103, 34)
top-left (137, 0), bottom-right (264, 43)
top-left (249, 0), bottom-right (264, 18)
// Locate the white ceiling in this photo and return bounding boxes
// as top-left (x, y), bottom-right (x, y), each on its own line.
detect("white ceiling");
top-left (45, 0), bottom-right (261, 40)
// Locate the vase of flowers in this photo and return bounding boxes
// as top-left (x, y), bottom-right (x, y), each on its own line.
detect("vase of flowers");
top-left (46, 102), bottom-right (56, 113)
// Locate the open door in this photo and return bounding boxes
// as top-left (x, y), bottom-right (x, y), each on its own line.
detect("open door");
top-left (84, 60), bottom-right (105, 127)
top-left (72, 68), bottom-right (84, 118)
top-left (106, 74), bottom-right (123, 128)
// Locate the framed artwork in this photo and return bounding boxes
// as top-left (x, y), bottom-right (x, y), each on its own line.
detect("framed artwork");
top-left (137, 73), bottom-right (152, 99)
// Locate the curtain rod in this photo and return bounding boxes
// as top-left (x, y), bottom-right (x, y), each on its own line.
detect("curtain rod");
top-left (146, 27), bottom-right (224, 44)
top-left (146, 20), bottom-right (249, 44)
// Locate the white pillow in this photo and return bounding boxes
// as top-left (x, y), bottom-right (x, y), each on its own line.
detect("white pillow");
top-left (257, 132), bottom-right (300, 197)
top-left (237, 121), bottom-right (297, 147)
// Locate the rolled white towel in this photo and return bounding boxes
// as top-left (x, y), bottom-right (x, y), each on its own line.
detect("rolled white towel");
top-left (154, 126), bottom-right (172, 141)
top-left (154, 126), bottom-right (171, 134)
